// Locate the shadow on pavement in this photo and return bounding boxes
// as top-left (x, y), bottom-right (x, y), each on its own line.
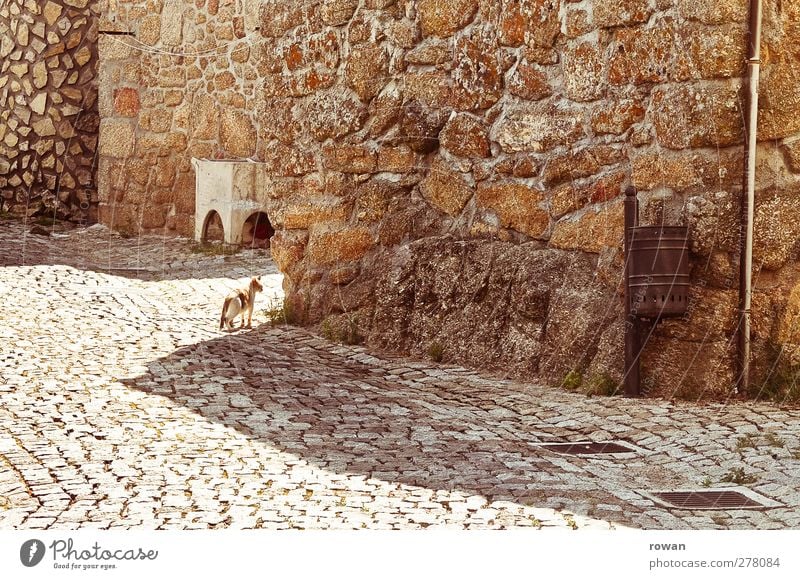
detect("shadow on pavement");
top-left (0, 220), bottom-right (276, 282)
top-left (120, 324), bottom-right (578, 505)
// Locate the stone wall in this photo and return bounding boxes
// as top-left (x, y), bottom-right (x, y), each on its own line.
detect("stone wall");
top-left (0, 0), bottom-right (99, 221)
top-left (95, 0), bottom-right (264, 234)
top-left (96, 0), bottom-right (800, 399)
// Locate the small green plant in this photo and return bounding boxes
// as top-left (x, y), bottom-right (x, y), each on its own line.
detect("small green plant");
top-left (320, 313), bottom-right (363, 345)
top-left (321, 318), bottom-right (336, 341)
top-left (701, 477), bottom-right (712, 488)
top-left (721, 467), bottom-right (758, 485)
top-left (752, 342), bottom-right (800, 404)
top-left (562, 370), bottom-right (582, 391)
top-left (585, 373), bottom-right (619, 397)
top-left (735, 433), bottom-right (758, 452)
top-left (765, 433), bottom-right (785, 448)
top-left (342, 314), bottom-right (363, 345)
top-left (264, 298), bottom-right (296, 326)
top-left (428, 341), bottom-right (444, 363)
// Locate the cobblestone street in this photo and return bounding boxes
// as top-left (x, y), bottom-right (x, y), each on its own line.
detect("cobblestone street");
top-left (1, 220), bottom-right (800, 530)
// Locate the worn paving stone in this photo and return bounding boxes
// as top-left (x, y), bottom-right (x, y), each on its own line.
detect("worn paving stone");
top-left (1, 219), bottom-right (800, 529)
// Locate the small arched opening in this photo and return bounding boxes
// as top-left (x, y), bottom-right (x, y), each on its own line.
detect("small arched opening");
top-left (202, 210), bottom-right (224, 243)
top-left (242, 211), bottom-right (274, 249)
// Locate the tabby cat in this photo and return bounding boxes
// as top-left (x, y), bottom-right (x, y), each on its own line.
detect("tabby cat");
top-left (219, 276), bottom-right (263, 330)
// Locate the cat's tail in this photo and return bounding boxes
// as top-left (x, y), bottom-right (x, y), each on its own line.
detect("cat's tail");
top-left (220, 297), bottom-right (232, 330)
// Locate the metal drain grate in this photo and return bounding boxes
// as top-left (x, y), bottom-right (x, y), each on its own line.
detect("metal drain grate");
top-left (533, 441), bottom-right (638, 455)
top-left (644, 489), bottom-right (780, 510)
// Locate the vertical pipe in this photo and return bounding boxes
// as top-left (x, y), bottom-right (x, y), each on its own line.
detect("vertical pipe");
top-left (738, 0), bottom-right (763, 396)
top-left (624, 186), bottom-right (640, 397)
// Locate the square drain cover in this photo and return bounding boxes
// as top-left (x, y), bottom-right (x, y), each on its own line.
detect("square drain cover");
top-left (532, 441), bottom-right (639, 455)
top-left (642, 488), bottom-right (781, 510)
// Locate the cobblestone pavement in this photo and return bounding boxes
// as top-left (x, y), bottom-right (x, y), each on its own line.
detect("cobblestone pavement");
top-left (2, 219), bottom-right (800, 530)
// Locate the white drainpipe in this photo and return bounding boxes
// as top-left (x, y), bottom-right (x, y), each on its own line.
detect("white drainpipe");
top-left (738, 0), bottom-right (764, 395)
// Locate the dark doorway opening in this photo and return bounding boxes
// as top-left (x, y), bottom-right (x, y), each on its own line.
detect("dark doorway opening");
top-left (202, 210), bottom-right (224, 243)
top-left (242, 211), bottom-right (274, 249)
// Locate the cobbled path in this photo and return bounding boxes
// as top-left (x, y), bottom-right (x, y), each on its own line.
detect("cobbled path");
top-left (1, 219), bottom-right (800, 530)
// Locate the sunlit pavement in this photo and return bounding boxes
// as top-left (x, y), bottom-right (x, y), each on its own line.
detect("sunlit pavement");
top-left (2, 220), bottom-right (799, 530)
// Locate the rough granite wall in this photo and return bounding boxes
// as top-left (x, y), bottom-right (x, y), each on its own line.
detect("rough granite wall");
top-left (0, 0), bottom-right (100, 221)
top-left (96, 0), bottom-right (800, 400)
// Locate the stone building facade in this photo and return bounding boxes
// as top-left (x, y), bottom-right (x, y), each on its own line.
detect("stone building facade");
top-left (0, 0), bottom-right (100, 221)
top-left (8, 0), bottom-right (800, 399)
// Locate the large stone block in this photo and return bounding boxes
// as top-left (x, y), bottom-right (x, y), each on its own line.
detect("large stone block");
top-left (99, 119), bottom-right (135, 158)
top-left (418, 0), bottom-right (479, 37)
top-left (641, 338), bottom-right (736, 399)
top-left (305, 92), bottom-right (367, 141)
top-left (679, 23), bottom-right (746, 81)
top-left (548, 172), bottom-right (626, 218)
top-left (440, 113), bottom-right (490, 158)
top-left (275, 197), bottom-right (351, 229)
top-left (677, 0), bottom-right (747, 24)
top-left (452, 29), bottom-right (503, 109)
top-left (345, 45), bottom-right (388, 102)
top-left (651, 83), bottom-right (743, 149)
top-left (220, 110), bottom-right (256, 157)
top-left (631, 149), bottom-right (703, 191)
top-left (562, 40), bottom-right (606, 102)
top-left (113, 88), bottom-right (140, 117)
top-left (260, 0), bottom-right (316, 37)
top-left (403, 72), bottom-right (456, 108)
top-left (684, 191), bottom-right (738, 256)
top-left (758, 57), bottom-right (800, 140)
top-left (307, 225), bottom-right (375, 265)
top-left (776, 282), bottom-right (800, 366)
top-left (138, 15), bottom-right (161, 46)
top-left (549, 198), bottom-right (624, 253)
top-left (368, 237), bottom-right (615, 380)
top-left (476, 181), bottom-right (549, 238)
top-left (321, 0), bottom-right (359, 26)
top-left (496, 0), bottom-right (561, 48)
top-left (377, 145), bottom-right (418, 173)
top-left (355, 179), bottom-right (406, 223)
top-left (161, 0), bottom-right (184, 46)
top-left (591, 99), bottom-right (645, 135)
top-left (322, 144), bottom-right (376, 174)
top-left (753, 185), bottom-right (800, 270)
top-left (508, 60), bottom-right (552, 101)
top-left (270, 230), bottom-right (308, 275)
top-left (593, 0), bottom-right (652, 28)
top-left (420, 157), bottom-right (474, 217)
top-left (492, 101), bottom-right (584, 153)
top-left (542, 145), bottom-right (626, 186)
top-left (609, 26), bottom-right (674, 86)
